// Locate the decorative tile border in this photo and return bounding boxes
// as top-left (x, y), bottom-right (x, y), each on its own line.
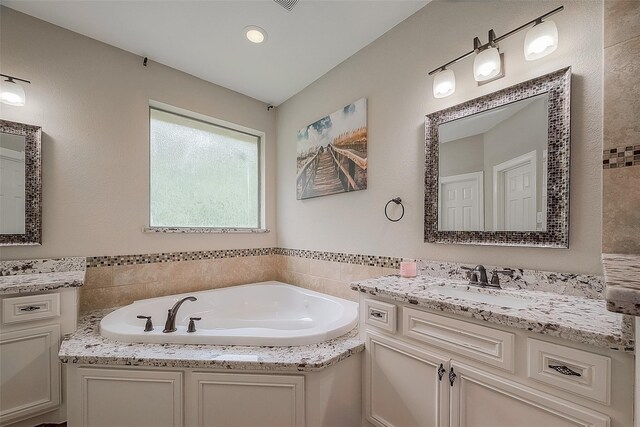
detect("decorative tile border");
top-left (424, 68), bottom-right (571, 248)
top-left (273, 248), bottom-right (402, 269)
top-left (0, 119), bottom-right (42, 246)
top-left (602, 145), bottom-right (640, 169)
top-left (87, 248), bottom-right (273, 267)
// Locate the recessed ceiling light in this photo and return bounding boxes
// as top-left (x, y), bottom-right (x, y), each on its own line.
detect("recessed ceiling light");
top-left (244, 26), bottom-right (267, 44)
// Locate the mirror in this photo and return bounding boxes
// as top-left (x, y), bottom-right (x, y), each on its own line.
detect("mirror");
top-left (0, 120), bottom-right (42, 246)
top-left (425, 68), bottom-right (570, 247)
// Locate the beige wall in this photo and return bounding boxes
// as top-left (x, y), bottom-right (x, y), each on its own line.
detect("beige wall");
top-left (276, 1), bottom-right (604, 274)
top-left (0, 7), bottom-right (277, 260)
top-left (602, 0), bottom-right (640, 254)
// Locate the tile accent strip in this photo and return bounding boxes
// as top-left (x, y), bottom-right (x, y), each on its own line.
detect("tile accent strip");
top-left (602, 145), bottom-right (640, 169)
top-left (273, 248), bottom-right (402, 269)
top-left (87, 248), bottom-right (273, 267)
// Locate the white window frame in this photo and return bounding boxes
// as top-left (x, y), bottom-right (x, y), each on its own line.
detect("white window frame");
top-left (145, 100), bottom-right (268, 233)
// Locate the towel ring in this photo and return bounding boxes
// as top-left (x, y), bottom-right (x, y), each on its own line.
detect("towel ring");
top-left (385, 198), bottom-right (404, 222)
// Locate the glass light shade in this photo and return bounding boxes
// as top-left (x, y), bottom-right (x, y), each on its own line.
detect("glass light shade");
top-left (473, 47), bottom-right (501, 82)
top-left (524, 20), bottom-right (558, 60)
top-left (0, 79), bottom-right (26, 106)
top-left (433, 69), bottom-right (455, 98)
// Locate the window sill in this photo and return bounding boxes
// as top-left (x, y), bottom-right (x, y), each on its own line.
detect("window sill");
top-left (143, 227), bottom-right (270, 234)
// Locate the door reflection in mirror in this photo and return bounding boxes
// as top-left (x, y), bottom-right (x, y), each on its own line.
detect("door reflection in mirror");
top-left (0, 132), bottom-right (26, 234)
top-left (438, 93), bottom-right (549, 232)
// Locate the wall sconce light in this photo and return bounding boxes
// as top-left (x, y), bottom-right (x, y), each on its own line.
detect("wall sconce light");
top-left (0, 74), bottom-right (31, 107)
top-left (433, 68), bottom-right (456, 98)
top-left (428, 6), bottom-right (563, 97)
top-left (524, 19), bottom-right (558, 61)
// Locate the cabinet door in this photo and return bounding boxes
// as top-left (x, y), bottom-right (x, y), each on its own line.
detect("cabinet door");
top-left (0, 324), bottom-right (61, 425)
top-left (365, 332), bottom-right (448, 427)
top-left (74, 367), bottom-right (183, 427)
top-left (186, 372), bottom-right (304, 427)
top-left (449, 361), bottom-right (609, 427)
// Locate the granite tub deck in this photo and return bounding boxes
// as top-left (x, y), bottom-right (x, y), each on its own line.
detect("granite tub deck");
top-left (59, 309), bottom-right (364, 371)
top-left (0, 257), bottom-right (86, 295)
top-left (603, 253), bottom-right (640, 316)
top-left (352, 275), bottom-right (634, 352)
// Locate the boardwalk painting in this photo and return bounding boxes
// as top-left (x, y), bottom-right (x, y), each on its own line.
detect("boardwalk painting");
top-left (296, 98), bottom-right (367, 200)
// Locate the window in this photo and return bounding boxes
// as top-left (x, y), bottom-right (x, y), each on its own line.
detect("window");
top-left (149, 105), bottom-right (261, 229)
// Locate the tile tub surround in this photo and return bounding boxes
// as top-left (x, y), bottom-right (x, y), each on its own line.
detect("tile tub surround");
top-left (604, 254), bottom-right (640, 316)
top-left (351, 275), bottom-right (633, 352)
top-left (80, 254), bottom-right (277, 312)
top-left (0, 257), bottom-right (86, 294)
top-left (59, 309), bottom-right (364, 371)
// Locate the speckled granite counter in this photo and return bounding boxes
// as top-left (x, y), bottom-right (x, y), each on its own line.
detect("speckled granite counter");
top-left (0, 257), bottom-right (85, 295)
top-left (604, 253), bottom-right (640, 316)
top-left (352, 275), bottom-right (633, 352)
top-left (59, 309), bottom-right (364, 371)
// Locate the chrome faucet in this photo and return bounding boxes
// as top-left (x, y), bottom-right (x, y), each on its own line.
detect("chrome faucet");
top-left (163, 296), bottom-right (197, 333)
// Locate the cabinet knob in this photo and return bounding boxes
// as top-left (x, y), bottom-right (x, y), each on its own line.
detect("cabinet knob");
top-left (438, 364), bottom-right (446, 381)
top-left (449, 367), bottom-right (457, 386)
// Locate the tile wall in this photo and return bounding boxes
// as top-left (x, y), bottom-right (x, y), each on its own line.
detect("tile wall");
top-left (602, 0), bottom-right (640, 254)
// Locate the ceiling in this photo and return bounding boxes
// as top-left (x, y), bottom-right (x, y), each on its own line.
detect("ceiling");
top-left (3, 0), bottom-right (428, 105)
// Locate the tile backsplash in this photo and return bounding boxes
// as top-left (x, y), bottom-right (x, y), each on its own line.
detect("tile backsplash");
top-left (79, 247), bottom-right (604, 312)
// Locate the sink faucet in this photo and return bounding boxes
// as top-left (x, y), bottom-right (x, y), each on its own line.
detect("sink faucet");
top-left (461, 265), bottom-right (513, 288)
top-left (163, 296), bottom-right (197, 333)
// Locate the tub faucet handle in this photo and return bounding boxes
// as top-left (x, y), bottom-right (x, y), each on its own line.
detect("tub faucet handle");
top-left (136, 315), bottom-right (154, 332)
top-left (187, 317), bottom-right (201, 333)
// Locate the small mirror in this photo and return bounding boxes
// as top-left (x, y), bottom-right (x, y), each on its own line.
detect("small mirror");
top-left (438, 93), bottom-right (549, 232)
top-left (0, 120), bottom-right (42, 246)
top-left (425, 68), bottom-right (571, 248)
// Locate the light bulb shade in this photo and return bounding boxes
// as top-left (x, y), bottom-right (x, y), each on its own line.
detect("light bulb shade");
top-left (433, 69), bottom-right (456, 98)
top-left (473, 47), bottom-right (501, 82)
top-left (524, 20), bottom-right (558, 61)
top-left (0, 80), bottom-right (26, 106)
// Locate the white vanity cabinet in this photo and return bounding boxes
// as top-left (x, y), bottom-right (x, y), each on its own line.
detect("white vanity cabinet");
top-left (361, 297), bottom-right (633, 427)
top-left (0, 288), bottom-right (78, 426)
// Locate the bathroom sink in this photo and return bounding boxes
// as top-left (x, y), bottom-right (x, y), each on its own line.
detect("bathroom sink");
top-left (426, 285), bottom-right (533, 309)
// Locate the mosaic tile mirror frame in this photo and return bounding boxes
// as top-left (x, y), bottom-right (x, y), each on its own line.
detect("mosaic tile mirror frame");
top-left (0, 119), bottom-right (42, 246)
top-left (424, 67), bottom-right (571, 248)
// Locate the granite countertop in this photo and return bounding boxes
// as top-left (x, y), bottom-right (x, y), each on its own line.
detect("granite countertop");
top-left (0, 270), bottom-right (85, 295)
top-left (59, 309), bottom-right (365, 371)
top-left (603, 253), bottom-right (640, 316)
top-left (352, 275), bottom-right (634, 352)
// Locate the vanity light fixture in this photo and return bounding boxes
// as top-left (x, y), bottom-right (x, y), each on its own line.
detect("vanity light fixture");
top-left (0, 74), bottom-right (30, 107)
top-left (428, 6), bottom-right (563, 96)
top-left (524, 19), bottom-right (558, 60)
top-left (433, 68), bottom-right (456, 98)
top-left (245, 26), bottom-right (267, 44)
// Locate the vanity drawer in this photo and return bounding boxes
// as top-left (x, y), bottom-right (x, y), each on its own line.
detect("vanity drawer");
top-left (402, 307), bottom-right (514, 371)
top-left (527, 338), bottom-right (611, 404)
top-left (2, 293), bottom-right (60, 325)
top-left (364, 299), bottom-right (397, 333)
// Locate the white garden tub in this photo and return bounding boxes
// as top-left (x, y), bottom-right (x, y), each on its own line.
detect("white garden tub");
top-left (99, 281), bottom-right (358, 346)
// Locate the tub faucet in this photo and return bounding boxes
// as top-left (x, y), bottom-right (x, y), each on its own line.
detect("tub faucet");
top-left (163, 296), bottom-right (197, 333)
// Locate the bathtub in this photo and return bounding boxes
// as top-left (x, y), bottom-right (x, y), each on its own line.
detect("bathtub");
top-left (99, 281), bottom-right (359, 346)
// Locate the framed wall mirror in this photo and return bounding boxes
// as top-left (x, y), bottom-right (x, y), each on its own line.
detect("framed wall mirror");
top-left (0, 119), bottom-right (42, 246)
top-left (424, 67), bottom-right (571, 248)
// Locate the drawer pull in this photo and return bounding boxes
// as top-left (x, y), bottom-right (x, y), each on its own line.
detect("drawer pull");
top-left (548, 364), bottom-right (581, 377)
top-left (369, 310), bottom-right (385, 319)
top-left (19, 305), bottom-right (42, 312)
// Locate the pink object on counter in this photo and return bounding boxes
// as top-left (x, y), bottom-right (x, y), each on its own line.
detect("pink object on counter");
top-left (400, 261), bottom-right (417, 278)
